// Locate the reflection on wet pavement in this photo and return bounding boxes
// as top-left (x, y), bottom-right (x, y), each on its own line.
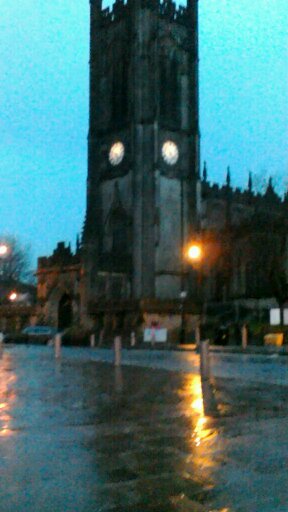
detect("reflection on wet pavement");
top-left (0, 345), bottom-right (287, 512)
top-left (0, 346), bottom-right (223, 512)
top-left (0, 351), bottom-right (17, 438)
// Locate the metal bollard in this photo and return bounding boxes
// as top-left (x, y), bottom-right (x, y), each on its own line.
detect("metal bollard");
top-left (241, 324), bottom-right (248, 350)
top-left (55, 333), bottom-right (62, 359)
top-left (90, 333), bottom-right (96, 348)
top-left (200, 339), bottom-right (210, 381)
top-left (114, 336), bottom-right (122, 367)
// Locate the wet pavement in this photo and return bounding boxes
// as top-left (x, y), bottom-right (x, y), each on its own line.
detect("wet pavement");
top-left (0, 345), bottom-right (288, 512)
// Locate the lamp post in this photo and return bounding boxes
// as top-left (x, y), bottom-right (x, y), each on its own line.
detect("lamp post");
top-left (179, 242), bottom-right (202, 344)
top-left (179, 178), bottom-right (203, 344)
top-left (179, 290), bottom-right (187, 344)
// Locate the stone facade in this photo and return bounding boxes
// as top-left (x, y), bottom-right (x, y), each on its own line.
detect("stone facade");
top-left (82, 0), bottom-right (200, 306)
top-left (37, 242), bottom-right (82, 329)
top-left (36, 0), bottom-right (288, 335)
top-left (199, 168), bottom-right (288, 307)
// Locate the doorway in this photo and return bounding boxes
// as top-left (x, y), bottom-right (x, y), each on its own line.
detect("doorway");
top-left (58, 293), bottom-right (73, 330)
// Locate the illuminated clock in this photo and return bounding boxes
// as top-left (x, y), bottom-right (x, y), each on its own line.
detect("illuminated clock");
top-left (161, 140), bottom-right (179, 165)
top-left (109, 141), bottom-right (125, 166)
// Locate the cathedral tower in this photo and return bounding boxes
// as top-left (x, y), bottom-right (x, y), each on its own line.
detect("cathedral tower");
top-left (82, 0), bottom-right (200, 304)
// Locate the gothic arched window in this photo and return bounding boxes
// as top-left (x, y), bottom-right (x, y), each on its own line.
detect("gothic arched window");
top-left (111, 42), bottom-right (129, 124)
top-left (112, 212), bottom-right (128, 256)
top-left (159, 51), bottom-right (180, 128)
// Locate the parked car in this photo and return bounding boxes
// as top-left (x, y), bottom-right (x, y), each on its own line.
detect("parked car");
top-left (4, 326), bottom-right (57, 344)
top-left (22, 326), bottom-right (57, 337)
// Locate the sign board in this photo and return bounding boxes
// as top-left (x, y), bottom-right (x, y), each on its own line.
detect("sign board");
top-left (270, 308), bottom-right (288, 326)
top-left (270, 308), bottom-right (281, 326)
top-left (144, 328), bottom-right (167, 343)
top-left (264, 333), bottom-right (284, 347)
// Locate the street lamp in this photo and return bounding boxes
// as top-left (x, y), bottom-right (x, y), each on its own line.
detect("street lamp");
top-left (187, 244), bottom-right (202, 262)
top-left (179, 242), bottom-right (203, 344)
top-left (0, 243), bottom-right (9, 282)
top-left (9, 292), bottom-right (18, 302)
top-left (0, 244), bottom-right (8, 257)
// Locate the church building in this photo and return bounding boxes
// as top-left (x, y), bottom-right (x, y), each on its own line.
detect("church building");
top-left (37, 0), bottom-right (288, 340)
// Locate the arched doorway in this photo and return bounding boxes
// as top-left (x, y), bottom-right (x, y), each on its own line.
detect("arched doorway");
top-left (58, 293), bottom-right (73, 330)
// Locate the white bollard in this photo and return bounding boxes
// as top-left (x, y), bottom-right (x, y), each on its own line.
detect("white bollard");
top-left (130, 331), bottom-right (136, 348)
top-left (241, 324), bottom-right (248, 350)
top-left (200, 339), bottom-right (210, 381)
top-left (114, 366), bottom-right (123, 393)
top-left (90, 333), bottom-right (96, 348)
top-left (98, 329), bottom-right (104, 347)
top-left (55, 333), bottom-right (62, 359)
top-left (114, 336), bottom-right (122, 367)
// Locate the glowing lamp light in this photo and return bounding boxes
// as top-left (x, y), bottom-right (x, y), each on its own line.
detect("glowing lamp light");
top-left (9, 292), bottom-right (17, 302)
top-left (187, 244), bottom-right (202, 261)
top-left (0, 244), bottom-right (8, 256)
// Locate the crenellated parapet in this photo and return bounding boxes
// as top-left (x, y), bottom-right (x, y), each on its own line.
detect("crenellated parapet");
top-left (201, 163), bottom-right (286, 211)
top-left (93, 0), bottom-right (190, 27)
top-left (38, 242), bottom-right (81, 271)
top-left (200, 163), bottom-right (287, 232)
top-left (202, 180), bottom-right (286, 213)
top-left (158, 0), bottom-right (189, 24)
top-left (100, 0), bottom-right (128, 25)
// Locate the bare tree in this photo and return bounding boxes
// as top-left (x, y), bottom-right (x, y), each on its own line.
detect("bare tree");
top-left (0, 236), bottom-right (33, 283)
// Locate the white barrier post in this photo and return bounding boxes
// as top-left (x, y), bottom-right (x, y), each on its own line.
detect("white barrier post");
top-left (114, 336), bottom-right (122, 367)
top-left (98, 329), bottom-right (104, 347)
top-left (55, 333), bottom-right (62, 359)
top-left (195, 325), bottom-right (201, 349)
top-left (114, 366), bottom-right (123, 393)
top-left (130, 331), bottom-right (136, 348)
top-left (241, 324), bottom-right (248, 350)
top-left (90, 333), bottom-right (96, 348)
top-left (200, 339), bottom-right (210, 381)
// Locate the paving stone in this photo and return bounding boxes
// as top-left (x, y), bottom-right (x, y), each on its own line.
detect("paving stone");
top-left (0, 345), bottom-right (287, 512)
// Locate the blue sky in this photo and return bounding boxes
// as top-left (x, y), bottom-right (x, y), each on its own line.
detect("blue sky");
top-left (0, 0), bottom-right (287, 268)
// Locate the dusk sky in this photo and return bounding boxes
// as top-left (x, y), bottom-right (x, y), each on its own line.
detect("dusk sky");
top-left (0, 0), bottom-right (287, 268)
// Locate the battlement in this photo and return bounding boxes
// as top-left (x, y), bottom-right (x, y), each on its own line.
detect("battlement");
top-left (101, 0), bottom-right (128, 24)
top-left (159, 0), bottom-right (188, 24)
top-left (96, 0), bottom-right (189, 26)
top-left (201, 162), bottom-right (287, 211)
top-left (38, 242), bottom-right (81, 270)
top-left (201, 178), bottom-right (286, 211)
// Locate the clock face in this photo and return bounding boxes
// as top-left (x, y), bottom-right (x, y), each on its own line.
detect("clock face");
top-left (109, 142), bottom-right (125, 166)
top-left (161, 140), bottom-right (179, 166)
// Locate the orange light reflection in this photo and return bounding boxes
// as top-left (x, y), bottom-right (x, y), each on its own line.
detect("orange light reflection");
top-left (189, 375), bottom-right (217, 447)
top-left (0, 353), bottom-right (17, 437)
